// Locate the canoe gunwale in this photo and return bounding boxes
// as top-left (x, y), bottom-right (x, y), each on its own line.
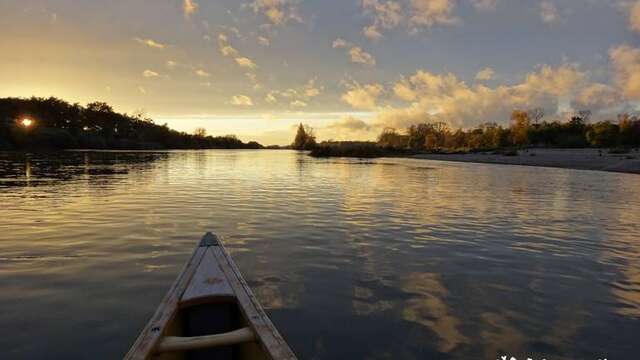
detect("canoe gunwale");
top-left (124, 232), bottom-right (297, 360)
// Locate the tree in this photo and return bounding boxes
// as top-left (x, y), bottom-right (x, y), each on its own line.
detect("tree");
top-left (527, 108), bottom-right (544, 125)
top-left (510, 110), bottom-right (530, 146)
top-left (0, 97), bottom-right (264, 150)
top-left (292, 123), bottom-right (316, 150)
top-left (194, 127), bottom-right (207, 138)
top-left (587, 121), bottom-right (619, 147)
top-left (86, 102), bottom-right (113, 113)
top-left (377, 128), bottom-right (407, 149)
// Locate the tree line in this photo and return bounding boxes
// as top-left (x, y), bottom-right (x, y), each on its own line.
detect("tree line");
top-left (301, 109), bottom-right (640, 158)
top-left (0, 97), bottom-right (263, 150)
top-left (377, 109), bottom-right (640, 152)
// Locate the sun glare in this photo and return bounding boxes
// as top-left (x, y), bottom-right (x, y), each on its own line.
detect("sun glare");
top-left (21, 118), bottom-right (33, 127)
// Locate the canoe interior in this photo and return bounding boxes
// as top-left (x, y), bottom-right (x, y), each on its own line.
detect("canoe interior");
top-left (155, 300), bottom-right (267, 360)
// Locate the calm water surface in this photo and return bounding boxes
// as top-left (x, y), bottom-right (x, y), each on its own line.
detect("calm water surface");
top-left (1, 150), bottom-right (639, 360)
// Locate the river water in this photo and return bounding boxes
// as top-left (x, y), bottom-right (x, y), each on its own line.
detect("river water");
top-left (0, 150), bottom-right (638, 359)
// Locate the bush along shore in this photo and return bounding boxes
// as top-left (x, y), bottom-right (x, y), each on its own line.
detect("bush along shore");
top-left (0, 97), bottom-right (263, 150)
top-left (302, 109), bottom-right (640, 159)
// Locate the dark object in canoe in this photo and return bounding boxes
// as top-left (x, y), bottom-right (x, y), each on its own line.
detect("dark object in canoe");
top-left (125, 232), bottom-right (297, 360)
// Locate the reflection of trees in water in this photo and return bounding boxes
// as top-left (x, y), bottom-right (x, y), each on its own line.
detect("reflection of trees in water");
top-left (0, 151), bottom-right (168, 189)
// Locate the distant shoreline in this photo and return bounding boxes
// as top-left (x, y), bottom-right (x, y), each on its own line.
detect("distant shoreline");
top-left (408, 148), bottom-right (640, 174)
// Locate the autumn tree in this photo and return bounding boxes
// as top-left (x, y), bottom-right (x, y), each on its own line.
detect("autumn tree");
top-left (510, 110), bottom-right (530, 146)
top-left (377, 128), bottom-right (407, 149)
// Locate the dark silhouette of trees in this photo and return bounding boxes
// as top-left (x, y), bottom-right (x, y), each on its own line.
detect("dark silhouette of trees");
top-left (194, 127), bottom-right (207, 138)
top-left (292, 123), bottom-right (317, 150)
top-left (527, 108), bottom-right (545, 125)
top-left (0, 97), bottom-right (263, 150)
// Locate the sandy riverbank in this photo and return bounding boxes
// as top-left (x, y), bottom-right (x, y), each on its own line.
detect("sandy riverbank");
top-left (411, 148), bottom-right (640, 174)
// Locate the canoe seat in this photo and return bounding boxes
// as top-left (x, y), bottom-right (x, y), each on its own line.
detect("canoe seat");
top-left (156, 327), bottom-right (256, 353)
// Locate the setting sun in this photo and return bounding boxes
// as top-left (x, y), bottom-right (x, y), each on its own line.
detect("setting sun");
top-left (20, 118), bottom-right (33, 127)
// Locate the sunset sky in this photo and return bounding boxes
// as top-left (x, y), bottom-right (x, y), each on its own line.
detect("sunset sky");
top-left (1, 0), bottom-right (639, 145)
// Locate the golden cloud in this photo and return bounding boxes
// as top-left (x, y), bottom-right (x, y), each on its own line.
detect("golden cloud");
top-left (377, 64), bottom-right (586, 129)
top-left (475, 67), bottom-right (495, 81)
top-left (610, 44), bottom-right (640, 100)
top-left (409, 0), bottom-right (460, 29)
top-left (349, 47), bottom-right (377, 66)
top-left (183, 0), bottom-right (199, 18)
top-left (342, 83), bottom-right (384, 110)
top-left (249, 0), bottom-right (302, 25)
top-left (230, 95), bottom-right (254, 106)
top-left (143, 70), bottom-right (160, 78)
top-left (134, 38), bottom-right (166, 49)
top-left (235, 57), bottom-right (258, 70)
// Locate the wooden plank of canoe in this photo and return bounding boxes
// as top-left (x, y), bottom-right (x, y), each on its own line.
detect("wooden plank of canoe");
top-left (211, 246), bottom-right (297, 360)
top-left (124, 247), bottom-right (207, 360)
top-left (180, 248), bottom-right (234, 305)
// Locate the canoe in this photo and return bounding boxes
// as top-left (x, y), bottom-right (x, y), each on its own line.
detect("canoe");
top-left (125, 232), bottom-right (297, 360)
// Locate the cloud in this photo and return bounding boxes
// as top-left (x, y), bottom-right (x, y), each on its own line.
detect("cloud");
top-left (321, 116), bottom-right (376, 141)
top-left (349, 47), bottom-right (377, 66)
top-left (609, 44), bottom-right (640, 100)
top-left (361, 0), bottom-right (404, 29)
top-left (265, 92), bottom-right (278, 103)
top-left (230, 95), bottom-right (254, 106)
top-left (470, 0), bottom-right (497, 12)
top-left (218, 33), bottom-right (259, 71)
top-left (475, 67), bottom-right (495, 81)
top-left (195, 69), bottom-right (211, 77)
top-left (333, 38), bottom-right (376, 66)
top-left (523, 64), bottom-right (584, 96)
top-left (143, 70), bottom-right (160, 78)
top-left (218, 34), bottom-right (239, 57)
top-left (246, 72), bottom-right (258, 83)
top-left (166, 60), bottom-right (177, 69)
top-left (183, 0), bottom-right (199, 18)
top-left (363, 25), bottom-right (384, 41)
top-left (304, 78), bottom-right (323, 97)
top-left (377, 64), bottom-right (586, 129)
top-left (263, 79), bottom-right (322, 108)
top-left (258, 36), bottom-right (271, 46)
top-left (138, 86), bottom-right (147, 94)
top-left (571, 83), bottom-right (622, 112)
top-left (332, 38), bottom-right (350, 49)
top-left (134, 38), bottom-right (166, 49)
top-left (235, 57), bottom-right (258, 69)
top-left (220, 45), bottom-right (239, 57)
top-left (342, 83), bottom-right (384, 110)
top-left (409, 0), bottom-right (460, 29)
top-left (361, 0), bottom-right (459, 39)
top-left (326, 116), bottom-right (372, 131)
top-left (249, 0), bottom-right (302, 25)
top-left (630, 1), bottom-right (640, 33)
top-left (540, 1), bottom-right (559, 24)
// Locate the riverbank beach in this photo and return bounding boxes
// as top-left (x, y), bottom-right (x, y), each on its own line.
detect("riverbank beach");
top-left (412, 148), bottom-right (640, 174)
